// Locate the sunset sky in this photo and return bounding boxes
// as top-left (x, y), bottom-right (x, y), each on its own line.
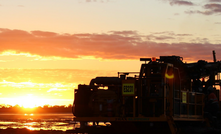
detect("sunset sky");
top-left (0, 0), bottom-right (221, 107)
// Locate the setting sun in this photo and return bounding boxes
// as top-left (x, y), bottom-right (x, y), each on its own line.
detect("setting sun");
top-left (0, 0), bottom-right (221, 133)
top-left (0, 76), bottom-right (76, 107)
top-left (16, 95), bottom-right (44, 108)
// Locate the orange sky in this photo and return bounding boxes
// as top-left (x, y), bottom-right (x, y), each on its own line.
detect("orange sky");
top-left (0, 29), bottom-right (220, 62)
top-left (0, 69), bottom-right (117, 107)
top-left (0, 0), bottom-right (221, 107)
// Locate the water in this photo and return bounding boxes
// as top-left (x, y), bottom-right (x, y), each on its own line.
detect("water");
top-left (0, 113), bottom-right (76, 131)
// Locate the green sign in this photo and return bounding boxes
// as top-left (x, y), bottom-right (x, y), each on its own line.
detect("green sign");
top-left (122, 83), bottom-right (134, 96)
top-left (182, 92), bottom-right (187, 103)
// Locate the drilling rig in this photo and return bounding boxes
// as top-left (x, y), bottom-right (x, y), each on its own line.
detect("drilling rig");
top-left (70, 50), bottom-right (221, 134)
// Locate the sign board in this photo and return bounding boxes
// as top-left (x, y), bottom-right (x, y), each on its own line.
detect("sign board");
top-left (122, 80), bottom-right (135, 96)
top-left (182, 92), bottom-right (187, 103)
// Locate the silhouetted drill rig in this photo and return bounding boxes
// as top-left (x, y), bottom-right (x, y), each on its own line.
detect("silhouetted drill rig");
top-left (68, 50), bottom-right (221, 134)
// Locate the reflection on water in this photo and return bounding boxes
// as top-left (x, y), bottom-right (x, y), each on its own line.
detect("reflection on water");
top-left (0, 113), bottom-right (75, 131)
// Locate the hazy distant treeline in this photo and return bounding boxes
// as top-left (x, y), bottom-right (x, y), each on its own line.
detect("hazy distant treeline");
top-left (0, 104), bottom-right (73, 113)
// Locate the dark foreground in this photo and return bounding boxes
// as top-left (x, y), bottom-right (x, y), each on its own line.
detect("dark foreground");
top-left (1, 128), bottom-right (221, 134)
top-left (180, 126), bottom-right (221, 134)
top-left (0, 128), bottom-right (65, 134)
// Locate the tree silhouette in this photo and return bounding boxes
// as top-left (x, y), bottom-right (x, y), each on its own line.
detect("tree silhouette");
top-left (0, 104), bottom-right (73, 114)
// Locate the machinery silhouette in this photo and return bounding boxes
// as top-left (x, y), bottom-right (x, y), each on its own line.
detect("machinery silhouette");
top-left (70, 50), bottom-right (221, 134)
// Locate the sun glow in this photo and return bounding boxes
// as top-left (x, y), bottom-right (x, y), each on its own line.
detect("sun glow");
top-left (0, 75), bottom-right (76, 106)
top-left (1, 50), bottom-right (77, 61)
top-left (16, 95), bottom-right (46, 108)
top-left (1, 50), bottom-right (36, 57)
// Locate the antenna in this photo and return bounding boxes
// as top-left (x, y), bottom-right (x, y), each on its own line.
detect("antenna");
top-left (213, 50), bottom-right (216, 62)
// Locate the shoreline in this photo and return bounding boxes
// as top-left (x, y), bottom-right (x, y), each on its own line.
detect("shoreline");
top-left (0, 128), bottom-right (65, 134)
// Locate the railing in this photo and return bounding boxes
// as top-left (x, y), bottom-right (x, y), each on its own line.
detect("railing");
top-left (174, 91), bottom-right (204, 119)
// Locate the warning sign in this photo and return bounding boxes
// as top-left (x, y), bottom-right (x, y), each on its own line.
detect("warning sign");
top-left (122, 83), bottom-right (135, 96)
top-left (182, 92), bottom-right (187, 103)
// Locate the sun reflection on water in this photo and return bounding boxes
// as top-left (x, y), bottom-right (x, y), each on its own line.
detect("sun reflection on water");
top-left (25, 126), bottom-right (35, 131)
top-left (0, 113), bottom-right (74, 131)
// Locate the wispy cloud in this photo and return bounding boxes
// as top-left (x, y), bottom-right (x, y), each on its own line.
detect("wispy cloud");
top-left (18, 5), bottom-right (24, 7)
top-left (170, 0), bottom-right (194, 6)
top-left (162, 0), bottom-right (221, 15)
top-left (185, 3), bottom-right (221, 15)
top-left (204, 3), bottom-right (221, 11)
top-left (147, 31), bottom-right (192, 42)
top-left (209, 0), bottom-right (221, 2)
top-left (215, 22), bottom-right (221, 24)
top-left (47, 88), bottom-right (68, 92)
top-left (0, 28), bottom-right (221, 61)
top-left (174, 13), bottom-right (180, 15)
top-left (81, 0), bottom-right (110, 3)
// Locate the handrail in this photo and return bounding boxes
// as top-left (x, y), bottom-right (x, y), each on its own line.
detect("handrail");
top-left (175, 91), bottom-right (204, 118)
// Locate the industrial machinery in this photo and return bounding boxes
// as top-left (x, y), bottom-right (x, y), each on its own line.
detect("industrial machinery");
top-left (70, 51), bottom-right (221, 134)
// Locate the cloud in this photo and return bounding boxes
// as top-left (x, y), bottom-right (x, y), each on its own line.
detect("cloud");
top-left (204, 3), bottom-right (221, 11)
top-left (209, 0), bottom-right (221, 2)
top-left (147, 31), bottom-right (192, 41)
top-left (151, 31), bottom-right (192, 36)
top-left (0, 28), bottom-right (221, 61)
top-left (0, 69), bottom-right (116, 84)
top-left (31, 31), bottom-right (58, 37)
top-left (84, 0), bottom-right (110, 3)
top-left (147, 35), bottom-right (175, 41)
top-left (170, 0), bottom-right (194, 6)
top-left (109, 31), bottom-right (138, 36)
top-left (174, 13), bottom-right (180, 15)
top-left (215, 22), bottom-right (221, 24)
top-left (47, 88), bottom-right (67, 92)
top-left (18, 5), bottom-right (24, 7)
top-left (164, 0), bottom-right (221, 15)
top-left (185, 3), bottom-right (221, 15)
top-left (185, 10), bottom-right (212, 15)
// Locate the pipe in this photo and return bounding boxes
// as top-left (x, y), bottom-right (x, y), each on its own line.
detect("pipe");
top-left (89, 77), bottom-right (122, 86)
